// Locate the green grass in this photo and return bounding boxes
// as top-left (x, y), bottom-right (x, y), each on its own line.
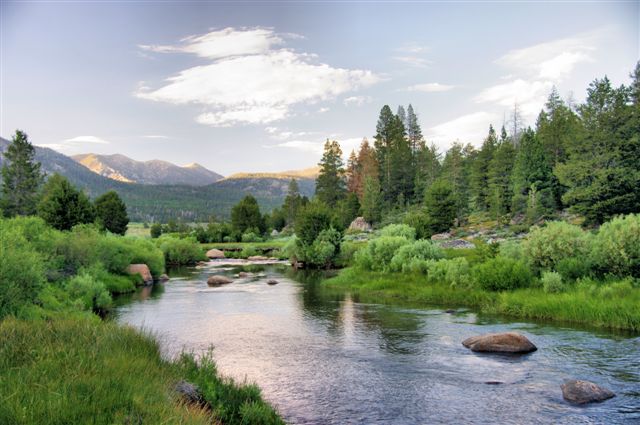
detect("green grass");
top-left (125, 222), bottom-right (150, 238)
top-left (324, 268), bottom-right (640, 332)
top-left (0, 317), bottom-right (283, 425)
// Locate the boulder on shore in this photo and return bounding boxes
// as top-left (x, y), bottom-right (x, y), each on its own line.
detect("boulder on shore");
top-left (126, 264), bottom-right (153, 285)
top-left (440, 239), bottom-right (475, 249)
top-left (348, 217), bottom-right (372, 232)
top-left (462, 332), bottom-right (537, 353)
top-left (561, 380), bottom-right (615, 404)
top-left (206, 249), bottom-right (225, 259)
top-left (431, 232), bottom-right (452, 240)
top-left (207, 275), bottom-right (233, 286)
top-left (248, 255), bottom-right (269, 261)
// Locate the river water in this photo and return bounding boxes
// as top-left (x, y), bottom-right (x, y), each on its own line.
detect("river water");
top-left (114, 261), bottom-right (640, 424)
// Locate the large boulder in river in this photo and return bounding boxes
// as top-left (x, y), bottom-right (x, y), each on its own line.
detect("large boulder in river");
top-left (348, 217), bottom-right (372, 232)
top-left (561, 380), bottom-right (615, 404)
top-left (207, 275), bottom-right (233, 286)
top-left (206, 249), bottom-right (225, 259)
top-left (248, 255), bottom-right (269, 261)
top-left (462, 332), bottom-right (537, 353)
top-left (126, 264), bottom-right (153, 285)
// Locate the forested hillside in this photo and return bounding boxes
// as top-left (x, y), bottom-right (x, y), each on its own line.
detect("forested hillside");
top-left (0, 139), bottom-right (315, 222)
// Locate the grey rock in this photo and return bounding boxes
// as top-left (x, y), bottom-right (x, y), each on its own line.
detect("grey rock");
top-left (462, 332), bottom-right (537, 354)
top-left (561, 380), bottom-right (615, 404)
top-left (207, 275), bottom-right (233, 286)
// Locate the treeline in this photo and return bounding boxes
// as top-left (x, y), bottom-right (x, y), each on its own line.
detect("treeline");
top-left (311, 62), bottom-right (640, 234)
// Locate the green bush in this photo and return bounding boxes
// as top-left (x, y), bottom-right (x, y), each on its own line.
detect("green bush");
top-left (354, 236), bottom-right (411, 271)
top-left (427, 258), bottom-right (471, 287)
top-left (294, 228), bottom-right (342, 268)
top-left (541, 271), bottom-right (565, 293)
top-left (472, 257), bottom-right (532, 291)
top-left (556, 257), bottom-right (591, 281)
top-left (389, 240), bottom-right (443, 272)
top-left (65, 272), bottom-right (112, 311)
top-left (81, 263), bottom-right (137, 294)
top-left (240, 245), bottom-right (259, 258)
top-left (378, 224), bottom-right (416, 240)
top-left (524, 221), bottom-right (591, 272)
top-left (591, 214), bottom-right (640, 277)
top-left (241, 232), bottom-right (263, 243)
top-left (0, 222), bottom-right (46, 318)
top-left (498, 240), bottom-right (525, 261)
top-left (403, 209), bottom-right (433, 240)
top-left (158, 236), bottom-right (205, 265)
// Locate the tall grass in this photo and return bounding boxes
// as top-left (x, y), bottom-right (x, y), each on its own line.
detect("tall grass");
top-left (325, 268), bottom-right (640, 331)
top-left (0, 317), bottom-right (283, 424)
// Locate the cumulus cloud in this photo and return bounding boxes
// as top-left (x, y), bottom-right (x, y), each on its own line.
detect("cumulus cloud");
top-left (426, 112), bottom-right (499, 149)
top-left (136, 28), bottom-right (380, 126)
top-left (407, 83), bottom-right (455, 93)
top-left (267, 137), bottom-right (363, 156)
top-left (343, 95), bottom-right (372, 106)
top-left (64, 135), bottom-right (110, 144)
top-left (475, 31), bottom-right (601, 123)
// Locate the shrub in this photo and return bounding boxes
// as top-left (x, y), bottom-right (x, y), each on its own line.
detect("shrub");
top-left (240, 245), bottom-right (259, 258)
top-left (81, 263), bottom-right (137, 294)
top-left (591, 214), bottom-right (640, 277)
top-left (241, 232), bottom-right (262, 243)
top-left (0, 222), bottom-right (46, 318)
top-left (150, 223), bottom-right (162, 238)
top-left (378, 224), bottom-right (416, 240)
top-left (403, 209), bottom-right (433, 240)
top-left (354, 236), bottom-right (411, 271)
top-left (65, 272), bottom-right (112, 311)
top-left (498, 240), bottom-right (525, 261)
top-left (472, 257), bottom-right (532, 291)
top-left (541, 271), bottom-right (565, 293)
top-left (556, 257), bottom-right (591, 281)
top-left (295, 201), bottom-right (332, 246)
top-left (524, 221), bottom-right (591, 272)
top-left (389, 240), bottom-right (443, 272)
top-left (293, 228), bottom-right (342, 268)
top-left (427, 258), bottom-right (471, 287)
top-left (158, 236), bottom-right (205, 265)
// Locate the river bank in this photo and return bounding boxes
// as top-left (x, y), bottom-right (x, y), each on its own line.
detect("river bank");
top-left (323, 268), bottom-right (640, 332)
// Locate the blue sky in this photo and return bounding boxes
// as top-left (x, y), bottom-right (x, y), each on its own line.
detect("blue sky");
top-left (1, 1), bottom-right (637, 175)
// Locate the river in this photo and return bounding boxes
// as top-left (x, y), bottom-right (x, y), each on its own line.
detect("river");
top-left (114, 261), bottom-right (640, 424)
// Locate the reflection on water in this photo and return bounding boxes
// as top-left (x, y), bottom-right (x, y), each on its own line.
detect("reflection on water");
top-left (114, 264), bottom-right (640, 424)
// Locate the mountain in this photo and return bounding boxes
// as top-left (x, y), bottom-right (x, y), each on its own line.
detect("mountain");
top-left (226, 166), bottom-right (320, 180)
top-left (0, 138), bottom-right (315, 222)
top-left (72, 153), bottom-right (223, 185)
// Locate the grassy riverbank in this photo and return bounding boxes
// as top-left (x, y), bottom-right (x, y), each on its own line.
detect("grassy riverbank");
top-left (324, 268), bottom-right (640, 331)
top-left (0, 317), bottom-right (283, 425)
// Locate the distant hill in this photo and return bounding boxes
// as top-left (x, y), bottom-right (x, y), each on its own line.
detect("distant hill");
top-left (72, 153), bottom-right (223, 185)
top-left (226, 166), bottom-right (320, 180)
top-left (0, 138), bottom-right (315, 222)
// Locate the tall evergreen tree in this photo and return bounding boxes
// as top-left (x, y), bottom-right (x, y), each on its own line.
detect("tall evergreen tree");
top-left (346, 150), bottom-right (359, 194)
top-left (1, 130), bottom-right (44, 216)
top-left (511, 128), bottom-right (556, 220)
top-left (38, 174), bottom-right (95, 230)
top-left (441, 142), bottom-right (473, 224)
top-left (315, 139), bottom-right (346, 207)
top-left (396, 105), bottom-right (407, 128)
top-left (488, 138), bottom-right (516, 220)
top-left (94, 190), bottom-right (129, 235)
top-left (414, 142), bottom-right (441, 200)
top-left (406, 104), bottom-right (423, 154)
top-left (354, 138), bottom-right (378, 200)
top-left (361, 175), bottom-right (381, 224)
top-left (470, 125), bottom-right (497, 211)
top-left (374, 105), bottom-right (397, 204)
top-left (283, 179), bottom-right (303, 225)
top-left (424, 179), bottom-right (457, 233)
top-left (231, 194), bottom-right (265, 234)
top-left (555, 71), bottom-right (640, 223)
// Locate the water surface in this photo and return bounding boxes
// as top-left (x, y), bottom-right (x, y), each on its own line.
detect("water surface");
top-left (114, 262), bottom-right (640, 424)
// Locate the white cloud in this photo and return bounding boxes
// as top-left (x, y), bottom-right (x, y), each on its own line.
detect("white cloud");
top-left (142, 134), bottom-right (169, 139)
top-left (64, 135), bottom-right (110, 144)
top-left (268, 137), bottom-right (363, 157)
top-left (427, 112), bottom-right (499, 150)
top-left (318, 107), bottom-right (330, 113)
top-left (136, 28), bottom-right (380, 127)
top-left (393, 56), bottom-right (431, 68)
top-left (139, 27), bottom-right (284, 59)
top-left (396, 43), bottom-right (429, 54)
top-left (475, 31), bottom-right (601, 123)
top-left (343, 95), bottom-right (372, 106)
top-left (407, 83), bottom-right (455, 93)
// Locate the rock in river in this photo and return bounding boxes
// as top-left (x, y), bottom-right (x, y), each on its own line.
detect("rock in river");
top-left (207, 275), bottom-right (233, 286)
top-left (158, 274), bottom-right (170, 282)
top-left (462, 332), bottom-right (537, 354)
top-left (561, 380), bottom-right (615, 404)
top-left (206, 248), bottom-right (225, 259)
top-left (248, 255), bottom-right (270, 261)
top-left (266, 279), bottom-right (279, 285)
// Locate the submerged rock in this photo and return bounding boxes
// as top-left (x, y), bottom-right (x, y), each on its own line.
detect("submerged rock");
top-left (126, 264), bottom-right (153, 285)
top-left (206, 249), bottom-right (225, 259)
top-left (462, 332), bottom-right (537, 353)
top-left (238, 272), bottom-right (253, 278)
top-left (266, 279), bottom-right (279, 285)
top-left (561, 380), bottom-right (615, 404)
top-left (174, 380), bottom-right (205, 406)
top-left (207, 275), bottom-right (233, 286)
top-left (158, 274), bottom-right (170, 282)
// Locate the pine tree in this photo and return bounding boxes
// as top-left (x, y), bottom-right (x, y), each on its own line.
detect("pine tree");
top-left (283, 179), bottom-right (303, 225)
top-left (424, 178), bottom-right (457, 233)
top-left (555, 71), bottom-right (640, 223)
top-left (1, 130), bottom-right (44, 216)
top-left (406, 104), bottom-right (423, 154)
top-left (488, 139), bottom-right (516, 220)
top-left (361, 175), bottom-right (382, 224)
top-left (441, 142), bottom-right (473, 224)
top-left (346, 150), bottom-right (359, 194)
top-left (354, 138), bottom-right (378, 199)
top-left (470, 125), bottom-right (497, 211)
top-left (231, 195), bottom-right (265, 234)
top-left (94, 190), bottom-right (129, 235)
top-left (414, 142), bottom-right (441, 200)
top-left (374, 105), bottom-right (397, 204)
top-left (38, 174), bottom-right (95, 230)
top-left (511, 128), bottom-right (556, 221)
top-left (397, 105), bottom-right (407, 128)
top-left (315, 139), bottom-right (346, 207)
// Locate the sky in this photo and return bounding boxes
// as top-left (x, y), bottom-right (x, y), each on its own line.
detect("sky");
top-left (1, 1), bottom-right (638, 176)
